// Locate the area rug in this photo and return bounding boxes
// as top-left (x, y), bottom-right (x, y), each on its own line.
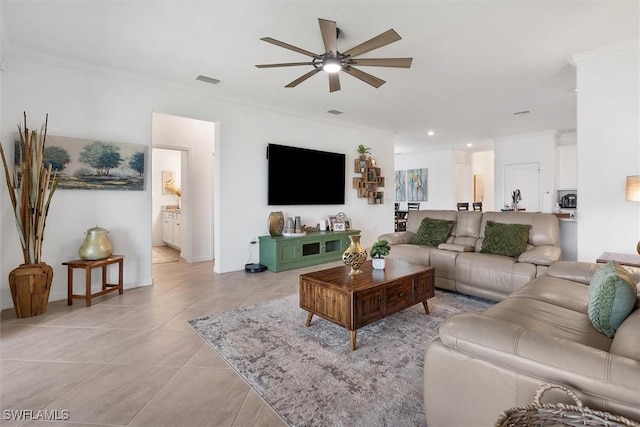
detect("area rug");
top-left (189, 291), bottom-right (493, 427)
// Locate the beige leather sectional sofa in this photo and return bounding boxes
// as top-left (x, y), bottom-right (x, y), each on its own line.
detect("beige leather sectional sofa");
top-left (378, 210), bottom-right (561, 301)
top-left (424, 261), bottom-right (640, 426)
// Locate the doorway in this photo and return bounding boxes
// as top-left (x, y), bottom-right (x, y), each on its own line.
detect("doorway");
top-left (152, 147), bottom-right (188, 263)
top-left (151, 112), bottom-right (216, 268)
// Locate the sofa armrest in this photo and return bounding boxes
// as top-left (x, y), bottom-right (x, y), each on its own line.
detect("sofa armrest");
top-left (437, 243), bottom-right (475, 252)
top-left (439, 313), bottom-right (640, 405)
top-left (546, 261), bottom-right (603, 285)
top-left (546, 261), bottom-right (640, 285)
top-left (517, 246), bottom-right (561, 266)
top-left (378, 232), bottom-right (415, 245)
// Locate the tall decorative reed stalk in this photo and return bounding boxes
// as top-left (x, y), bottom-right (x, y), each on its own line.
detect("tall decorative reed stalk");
top-left (0, 113), bottom-right (58, 264)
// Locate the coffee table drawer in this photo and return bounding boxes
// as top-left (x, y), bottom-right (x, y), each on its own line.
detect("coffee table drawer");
top-left (385, 279), bottom-right (413, 313)
top-left (300, 280), bottom-right (350, 327)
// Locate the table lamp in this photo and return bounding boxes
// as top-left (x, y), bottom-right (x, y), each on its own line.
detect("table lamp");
top-left (625, 175), bottom-right (640, 254)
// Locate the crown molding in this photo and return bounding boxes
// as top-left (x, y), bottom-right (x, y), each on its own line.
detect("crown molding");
top-left (569, 38), bottom-right (639, 66)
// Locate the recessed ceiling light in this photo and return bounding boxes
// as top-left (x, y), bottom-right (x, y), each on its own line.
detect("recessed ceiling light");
top-left (427, 131), bottom-right (435, 136)
top-left (467, 143), bottom-right (473, 147)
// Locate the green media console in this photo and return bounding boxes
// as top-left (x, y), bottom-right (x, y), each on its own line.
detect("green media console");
top-left (259, 230), bottom-right (361, 272)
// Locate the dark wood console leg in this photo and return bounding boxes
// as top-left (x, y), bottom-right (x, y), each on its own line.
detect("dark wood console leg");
top-left (67, 266), bottom-right (73, 305)
top-left (350, 330), bottom-right (357, 351)
top-left (422, 301), bottom-right (430, 314)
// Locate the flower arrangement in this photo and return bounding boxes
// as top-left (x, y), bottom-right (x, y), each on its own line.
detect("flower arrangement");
top-left (0, 113), bottom-right (58, 264)
top-left (511, 189), bottom-right (522, 210)
top-left (166, 182), bottom-right (181, 197)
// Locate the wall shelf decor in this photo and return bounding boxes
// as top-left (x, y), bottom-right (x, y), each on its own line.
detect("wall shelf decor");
top-left (353, 158), bottom-right (385, 204)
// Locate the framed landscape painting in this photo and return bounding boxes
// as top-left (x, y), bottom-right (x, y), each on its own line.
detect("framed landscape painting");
top-left (15, 134), bottom-right (146, 190)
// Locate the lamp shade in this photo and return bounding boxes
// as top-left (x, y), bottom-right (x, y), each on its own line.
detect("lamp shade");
top-left (626, 175), bottom-right (640, 201)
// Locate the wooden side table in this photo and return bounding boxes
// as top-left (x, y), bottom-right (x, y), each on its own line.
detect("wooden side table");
top-left (596, 252), bottom-right (640, 268)
top-left (63, 255), bottom-right (124, 306)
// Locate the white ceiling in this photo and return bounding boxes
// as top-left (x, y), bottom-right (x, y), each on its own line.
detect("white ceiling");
top-left (1, 1), bottom-right (638, 153)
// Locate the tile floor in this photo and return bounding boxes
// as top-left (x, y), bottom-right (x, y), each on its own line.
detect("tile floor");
top-left (1, 246), bottom-right (341, 426)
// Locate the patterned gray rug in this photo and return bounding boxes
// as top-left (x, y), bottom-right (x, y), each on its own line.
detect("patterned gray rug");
top-left (189, 290), bottom-right (493, 427)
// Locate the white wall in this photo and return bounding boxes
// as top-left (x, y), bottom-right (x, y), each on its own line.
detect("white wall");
top-left (152, 148), bottom-right (181, 246)
top-left (0, 17), bottom-right (4, 291)
top-left (0, 55), bottom-right (395, 309)
top-left (493, 131), bottom-right (557, 212)
top-left (394, 150), bottom-right (456, 210)
top-left (573, 39), bottom-right (640, 261)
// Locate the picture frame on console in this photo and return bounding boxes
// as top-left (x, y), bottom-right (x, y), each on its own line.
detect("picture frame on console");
top-left (327, 215), bottom-right (338, 230)
top-left (333, 223), bottom-right (346, 231)
top-left (344, 219), bottom-right (352, 230)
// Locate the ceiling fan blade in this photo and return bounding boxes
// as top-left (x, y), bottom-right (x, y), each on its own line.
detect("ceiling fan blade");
top-left (285, 68), bottom-right (322, 88)
top-left (349, 58), bottom-right (413, 68)
top-left (260, 37), bottom-right (318, 58)
top-left (319, 18), bottom-right (337, 56)
top-left (328, 73), bottom-right (341, 93)
top-left (256, 62), bottom-right (315, 68)
top-left (342, 29), bottom-right (402, 58)
top-left (343, 67), bottom-right (386, 88)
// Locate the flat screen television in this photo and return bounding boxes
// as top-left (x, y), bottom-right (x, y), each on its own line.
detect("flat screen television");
top-left (267, 143), bottom-right (345, 205)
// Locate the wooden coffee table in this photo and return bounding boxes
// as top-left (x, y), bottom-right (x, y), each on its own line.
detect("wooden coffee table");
top-left (299, 260), bottom-right (435, 350)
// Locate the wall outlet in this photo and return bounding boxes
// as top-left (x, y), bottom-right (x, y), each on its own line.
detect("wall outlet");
top-left (250, 238), bottom-right (257, 244)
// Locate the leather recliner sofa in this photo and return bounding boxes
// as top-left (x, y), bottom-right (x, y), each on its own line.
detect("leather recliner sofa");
top-left (424, 261), bottom-right (640, 426)
top-left (378, 210), bottom-right (561, 301)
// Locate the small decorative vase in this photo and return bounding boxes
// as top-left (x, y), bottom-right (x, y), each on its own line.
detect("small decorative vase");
top-left (268, 211), bottom-right (284, 236)
top-left (342, 235), bottom-right (368, 276)
top-left (285, 217), bottom-right (294, 234)
top-left (372, 257), bottom-right (386, 270)
top-left (9, 263), bottom-right (53, 318)
top-left (79, 226), bottom-right (113, 260)
top-left (294, 216), bottom-right (302, 233)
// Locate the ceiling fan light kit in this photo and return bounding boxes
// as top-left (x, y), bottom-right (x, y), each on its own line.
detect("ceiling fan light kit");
top-left (256, 18), bottom-right (413, 93)
top-left (322, 56), bottom-right (342, 73)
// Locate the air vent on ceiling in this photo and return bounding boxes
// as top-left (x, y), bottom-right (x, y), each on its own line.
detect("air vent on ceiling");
top-left (327, 110), bottom-right (343, 115)
top-left (196, 75), bottom-right (222, 85)
top-left (513, 110), bottom-right (532, 116)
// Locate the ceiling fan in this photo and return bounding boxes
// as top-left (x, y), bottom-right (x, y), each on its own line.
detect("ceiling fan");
top-left (255, 18), bottom-right (413, 93)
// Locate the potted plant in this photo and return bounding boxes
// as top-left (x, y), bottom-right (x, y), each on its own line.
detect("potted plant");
top-left (0, 113), bottom-right (58, 317)
top-left (370, 239), bottom-right (390, 270)
top-left (357, 144), bottom-right (371, 160)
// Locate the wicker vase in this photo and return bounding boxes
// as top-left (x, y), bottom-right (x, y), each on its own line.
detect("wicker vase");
top-left (342, 235), bottom-right (368, 276)
top-left (9, 263), bottom-right (53, 318)
top-left (268, 211), bottom-right (284, 237)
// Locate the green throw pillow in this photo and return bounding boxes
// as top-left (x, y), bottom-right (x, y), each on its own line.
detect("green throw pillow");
top-left (588, 261), bottom-right (637, 338)
top-left (412, 218), bottom-right (454, 247)
top-left (480, 221), bottom-right (531, 258)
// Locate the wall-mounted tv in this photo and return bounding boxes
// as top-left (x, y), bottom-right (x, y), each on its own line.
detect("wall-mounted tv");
top-left (267, 143), bottom-right (345, 205)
